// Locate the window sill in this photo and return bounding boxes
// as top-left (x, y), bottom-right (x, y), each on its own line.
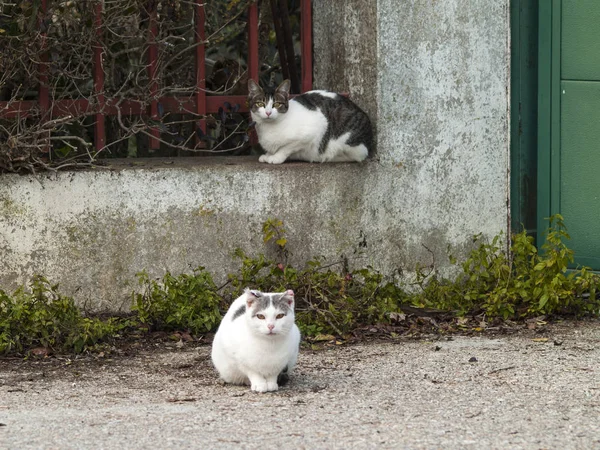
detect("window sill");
top-left (90, 156), bottom-right (374, 172)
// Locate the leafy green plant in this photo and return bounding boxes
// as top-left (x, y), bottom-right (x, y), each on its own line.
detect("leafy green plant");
top-left (226, 251), bottom-right (406, 336)
top-left (415, 215), bottom-right (600, 319)
top-left (132, 267), bottom-right (223, 334)
top-left (262, 217), bottom-right (289, 262)
top-left (227, 219), bottom-right (407, 337)
top-left (0, 276), bottom-right (122, 355)
top-left (2, 215), bottom-right (599, 357)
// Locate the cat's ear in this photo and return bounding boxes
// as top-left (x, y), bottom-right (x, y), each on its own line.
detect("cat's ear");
top-left (247, 79), bottom-right (261, 96)
top-left (244, 288), bottom-right (262, 307)
top-left (276, 79), bottom-right (291, 97)
top-left (282, 289), bottom-right (294, 307)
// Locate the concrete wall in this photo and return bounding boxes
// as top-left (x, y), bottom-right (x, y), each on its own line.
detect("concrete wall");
top-left (0, 0), bottom-right (510, 311)
top-left (313, 0), bottom-right (378, 121)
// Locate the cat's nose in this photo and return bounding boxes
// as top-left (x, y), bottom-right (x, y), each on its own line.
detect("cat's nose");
top-left (267, 324), bottom-right (275, 330)
top-left (265, 111), bottom-right (272, 117)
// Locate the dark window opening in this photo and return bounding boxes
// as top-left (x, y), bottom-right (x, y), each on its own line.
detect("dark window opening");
top-left (0, 0), bottom-right (312, 172)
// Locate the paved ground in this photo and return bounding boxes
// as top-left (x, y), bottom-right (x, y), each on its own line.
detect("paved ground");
top-left (1, 321), bottom-right (599, 449)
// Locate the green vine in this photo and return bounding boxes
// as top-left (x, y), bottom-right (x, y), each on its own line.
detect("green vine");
top-left (0, 215), bottom-right (598, 356)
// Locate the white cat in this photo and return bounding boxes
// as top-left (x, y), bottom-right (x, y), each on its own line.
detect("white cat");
top-left (211, 288), bottom-right (301, 393)
top-left (248, 79), bottom-right (373, 164)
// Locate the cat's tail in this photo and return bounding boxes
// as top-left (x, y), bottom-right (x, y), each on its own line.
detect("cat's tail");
top-left (277, 366), bottom-right (289, 386)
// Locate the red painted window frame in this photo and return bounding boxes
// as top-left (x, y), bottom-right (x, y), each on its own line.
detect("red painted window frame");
top-left (0, 0), bottom-right (313, 153)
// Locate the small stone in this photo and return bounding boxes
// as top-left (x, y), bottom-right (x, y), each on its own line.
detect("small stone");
top-left (469, 356), bottom-right (478, 363)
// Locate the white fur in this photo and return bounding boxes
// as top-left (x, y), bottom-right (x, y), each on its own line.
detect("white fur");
top-left (304, 90), bottom-right (338, 99)
top-left (211, 289), bottom-right (301, 393)
top-left (252, 98), bottom-right (368, 164)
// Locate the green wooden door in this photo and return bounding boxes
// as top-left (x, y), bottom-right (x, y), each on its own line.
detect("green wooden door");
top-left (539, 0), bottom-right (600, 268)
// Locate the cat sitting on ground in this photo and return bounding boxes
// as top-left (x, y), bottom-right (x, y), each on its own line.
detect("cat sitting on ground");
top-left (211, 288), bottom-right (301, 393)
top-left (248, 79), bottom-right (373, 164)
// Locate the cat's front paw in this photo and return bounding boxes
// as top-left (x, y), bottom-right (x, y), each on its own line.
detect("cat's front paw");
top-left (266, 380), bottom-right (279, 392)
top-left (267, 155), bottom-right (287, 164)
top-left (259, 153), bottom-right (286, 165)
top-left (251, 382), bottom-right (269, 393)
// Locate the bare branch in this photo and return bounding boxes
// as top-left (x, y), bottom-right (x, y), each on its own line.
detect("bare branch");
top-left (0, 0), bottom-right (288, 173)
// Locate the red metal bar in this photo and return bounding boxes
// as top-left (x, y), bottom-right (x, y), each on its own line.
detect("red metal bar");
top-left (247, 2), bottom-right (259, 83)
top-left (105, 96), bottom-right (251, 116)
top-left (93, 1), bottom-right (106, 152)
top-left (148, 7), bottom-right (160, 150)
top-left (301, 0), bottom-right (313, 92)
top-left (195, 1), bottom-right (206, 146)
top-left (0, 101), bottom-right (37, 119)
top-left (39, 0), bottom-right (50, 153)
top-left (50, 99), bottom-right (92, 116)
top-left (0, 96), bottom-right (251, 120)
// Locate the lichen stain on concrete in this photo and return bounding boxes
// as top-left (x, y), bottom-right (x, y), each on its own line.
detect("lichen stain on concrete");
top-left (0, 195), bottom-right (29, 222)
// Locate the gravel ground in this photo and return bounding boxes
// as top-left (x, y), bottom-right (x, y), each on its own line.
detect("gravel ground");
top-left (1, 321), bottom-right (599, 450)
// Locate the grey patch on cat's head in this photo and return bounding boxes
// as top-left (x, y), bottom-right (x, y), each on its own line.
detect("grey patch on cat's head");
top-left (247, 79), bottom-right (264, 111)
top-left (248, 79), bottom-right (262, 97)
top-left (247, 79), bottom-right (290, 114)
top-left (276, 79), bottom-right (291, 98)
top-left (246, 290), bottom-right (295, 314)
top-left (275, 290), bottom-right (295, 309)
top-left (251, 294), bottom-right (273, 312)
top-left (248, 289), bottom-right (262, 298)
top-left (244, 288), bottom-right (263, 307)
top-left (231, 304), bottom-right (246, 321)
top-left (270, 290), bottom-right (295, 313)
top-left (271, 80), bottom-right (290, 113)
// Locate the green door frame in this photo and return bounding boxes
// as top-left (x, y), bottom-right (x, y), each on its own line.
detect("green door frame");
top-left (536, 0), bottom-right (561, 240)
top-left (510, 0), bottom-right (539, 237)
top-left (511, 0), bottom-right (564, 245)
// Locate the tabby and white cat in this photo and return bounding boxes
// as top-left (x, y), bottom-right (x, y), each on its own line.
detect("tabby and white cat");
top-left (211, 288), bottom-right (301, 393)
top-left (248, 79), bottom-right (373, 164)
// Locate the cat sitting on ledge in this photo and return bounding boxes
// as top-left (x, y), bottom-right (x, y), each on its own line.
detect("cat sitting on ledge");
top-left (248, 79), bottom-right (373, 164)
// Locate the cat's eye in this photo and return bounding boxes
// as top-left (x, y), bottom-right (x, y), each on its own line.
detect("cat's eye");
top-left (256, 314), bottom-right (265, 320)
top-left (276, 313), bottom-right (285, 319)
top-left (255, 102), bottom-right (265, 108)
top-left (273, 102), bottom-right (282, 108)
